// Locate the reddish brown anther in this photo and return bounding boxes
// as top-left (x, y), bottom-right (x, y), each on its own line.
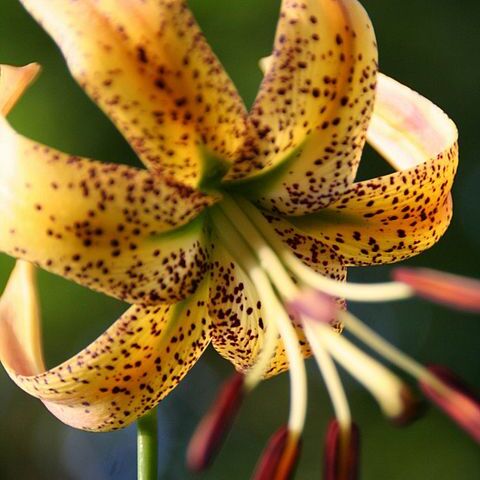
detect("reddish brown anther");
top-left (186, 372), bottom-right (245, 472)
top-left (393, 268), bottom-right (480, 313)
top-left (251, 426), bottom-right (301, 480)
top-left (324, 420), bottom-right (360, 480)
top-left (390, 386), bottom-right (425, 427)
top-left (420, 365), bottom-right (480, 443)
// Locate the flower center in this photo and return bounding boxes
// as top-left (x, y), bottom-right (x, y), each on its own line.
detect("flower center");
top-left (209, 193), bottom-right (424, 419)
top-left (190, 194), bottom-right (480, 477)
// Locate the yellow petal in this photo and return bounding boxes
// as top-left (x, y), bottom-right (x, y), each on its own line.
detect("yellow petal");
top-left (0, 70), bottom-right (213, 303)
top-left (209, 241), bottom-right (312, 378)
top-left (264, 212), bottom-right (347, 282)
top-left (0, 262), bottom-right (212, 431)
top-left (0, 63), bottom-right (40, 115)
top-left (288, 74), bottom-right (458, 265)
top-left (20, 0), bottom-right (251, 188)
top-left (261, 211), bottom-right (347, 324)
top-left (225, 0), bottom-right (378, 215)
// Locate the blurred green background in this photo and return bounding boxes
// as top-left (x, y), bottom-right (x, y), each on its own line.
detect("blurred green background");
top-left (1, 0), bottom-right (479, 478)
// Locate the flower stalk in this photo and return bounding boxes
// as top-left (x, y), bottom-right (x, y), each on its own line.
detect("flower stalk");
top-left (137, 408), bottom-right (158, 480)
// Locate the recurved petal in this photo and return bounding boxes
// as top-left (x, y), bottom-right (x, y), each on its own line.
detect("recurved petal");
top-left (0, 63), bottom-right (40, 115)
top-left (0, 110), bottom-right (213, 304)
top-left (20, 0), bottom-right (251, 188)
top-left (209, 241), bottom-right (311, 378)
top-left (287, 74), bottom-right (458, 265)
top-left (225, 0), bottom-right (378, 215)
top-left (0, 261), bottom-right (212, 431)
top-left (367, 74), bottom-right (458, 171)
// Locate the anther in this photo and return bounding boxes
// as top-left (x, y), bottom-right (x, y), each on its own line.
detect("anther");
top-left (420, 365), bottom-right (480, 443)
top-left (251, 426), bottom-right (301, 480)
top-left (393, 268), bottom-right (480, 313)
top-left (187, 372), bottom-right (245, 472)
top-left (324, 420), bottom-right (360, 480)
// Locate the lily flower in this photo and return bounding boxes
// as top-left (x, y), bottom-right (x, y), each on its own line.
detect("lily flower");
top-left (0, 0), bottom-right (478, 478)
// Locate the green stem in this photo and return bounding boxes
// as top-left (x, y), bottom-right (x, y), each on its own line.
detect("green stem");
top-left (137, 408), bottom-right (158, 480)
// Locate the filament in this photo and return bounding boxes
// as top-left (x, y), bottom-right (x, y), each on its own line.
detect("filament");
top-left (234, 195), bottom-right (414, 303)
top-left (303, 320), bottom-right (351, 430)
top-left (340, 310), bottom-right (447, 393)
top-left (210, 207), bottom-right (307, 434)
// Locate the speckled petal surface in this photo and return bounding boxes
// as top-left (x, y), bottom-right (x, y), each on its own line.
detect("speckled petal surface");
top-left (0, 262), bottom-right (212, 431)
top-left (209, 241), bottom-right (311, 378)
top-left (261, 211), bottom-right (347, 326)
top-left (224, 0), bottom-right (378, 215)
top-left (287, 74), bottom-right (458, 265)
top-left (264, 211), bottom-right (347, 281)
top-left (0, 122), bottom-right (212, 303)
top-left (19, 0), bottom-right (251, 188)
top-left (0, 64), bottom-right (213, 303)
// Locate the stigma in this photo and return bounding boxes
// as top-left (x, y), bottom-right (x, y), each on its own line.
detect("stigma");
top-left (187, 194), bottom-right (480, 478)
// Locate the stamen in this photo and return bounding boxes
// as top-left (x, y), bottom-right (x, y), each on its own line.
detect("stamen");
top-left (340, 311), bottom-right (444, 389)
top-left (393, 268), bottom-right (480, 313)
top-left (210, 207), bottom-right (308, 435)
top-left (305, 320), bottom-right (359, 479)
top-left (340, 311), bottom-right (480, 440)
top-left (285, 258), bottom-right (412, 303)
top-left (234, 195), bottom-right (414, 303)
top-left (324, 420), bottom-right (360, 480)
top-left (419, 365), bottom-right (480, 444)
top-left (346, 306), bottom-right (480, 440)
top-left (188, 208), bottom-right (289, 472)
top-left (303, 320), bottom-right (351, 429)
top-left (220, 195), bottom-right (297, 299)
top-left (262, 293), bottom-right (308, 435)
top-left (187, 373), bottom-right (245, 472)
top-left (306, 319), bottom-right (419, 424)
top-left (339, 310), bottom-right (480, 439)
top-left (251, 426), bottom-right (301, 480)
